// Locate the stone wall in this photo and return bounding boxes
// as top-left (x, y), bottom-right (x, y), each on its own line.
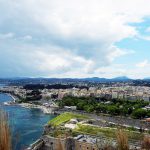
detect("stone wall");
top-left (41, 135), bottom-right (98, 150)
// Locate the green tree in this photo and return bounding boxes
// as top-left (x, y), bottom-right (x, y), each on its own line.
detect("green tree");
top-left (132, 108), bottom-right (147, 119)
top-left (107, 105), bottom-right (120, 115)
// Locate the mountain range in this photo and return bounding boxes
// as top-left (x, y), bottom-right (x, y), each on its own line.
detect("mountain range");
top-left (0, 76), bottom-right (134, 83)
top-left (1, 76), bottom-right (150, 84)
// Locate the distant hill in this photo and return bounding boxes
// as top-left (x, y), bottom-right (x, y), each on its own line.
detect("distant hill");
top-left (82, 77), bottom-right (108, 82)
top-left (0, 76), bottom-right (135, 85)
top-left (143, 77), bottom-right (150, 80)
top-left (111, 76), bottom-right (131, 82)
top-left (79, 76), bottom-right (132, 82)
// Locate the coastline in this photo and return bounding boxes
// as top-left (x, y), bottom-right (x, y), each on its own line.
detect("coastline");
top-left (1, 93), bottom-right (19, 106)
top-left (0, 92), bottom-right (56, 114)
top-left (7, 93), bottom-right (17, 102)
top-left (18, 103), bottom-right (56, 114)
top-left (0, 92), bottom-right (56, 150)
top-left (3, 92), bottom-right (150, 132)
top-left (2, 92), bottom-right (148, 150)
top-left (3, 101), bottom-right (57, 114)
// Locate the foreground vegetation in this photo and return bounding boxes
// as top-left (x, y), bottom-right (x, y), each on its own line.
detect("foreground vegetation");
top-left (75, 124), bottom-right (143, 140)
top-left (48, 112), bottom-right (145, 141)
top-left (0, 110), bottom-right (11, 150)
top-left (47, 112), bottom-right (150, 149)
top-left (59, 96), bottom-right (150, 119)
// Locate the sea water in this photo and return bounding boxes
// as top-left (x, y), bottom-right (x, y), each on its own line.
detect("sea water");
top-left (0, 93), bottom-right (55, 150)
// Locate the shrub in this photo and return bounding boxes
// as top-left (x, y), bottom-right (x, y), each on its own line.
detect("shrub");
top-left (131, 108), bottom-right (147, 119)
top-left (116, 129), bottom-right (129, 150)
top-left (141, 136), bottom-right (150, 150)
top-left (0, 110), bottom-right (11, 150)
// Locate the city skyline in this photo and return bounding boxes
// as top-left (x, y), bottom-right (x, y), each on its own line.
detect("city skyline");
top-left (0, 0), bottom-right (150, 79)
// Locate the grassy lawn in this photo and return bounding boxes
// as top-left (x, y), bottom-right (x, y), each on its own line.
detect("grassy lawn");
top-left (48, 112), bottom-right (88, 126)
top-left (74, 124), bottom-right (143, 140)
top-left (48, 112), bottom-right (144, 141)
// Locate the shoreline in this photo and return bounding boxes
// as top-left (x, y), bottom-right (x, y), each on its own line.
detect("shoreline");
top-left (2, 92), bottom-right (150, 131)
top-left (0, 92), bottom-right (56, 150)
top-left (0, 92), bottom-right (18, 102)
top-left (3, 101), bottom-right (56, 114)
top-left (7, 93), bottom-right (18, 102)
top-left (18, 103), bottom-right (56, 114)
top-left (1, 92), bottom-right (56, 114)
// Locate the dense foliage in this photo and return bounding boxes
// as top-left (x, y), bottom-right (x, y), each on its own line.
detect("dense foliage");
top-left (18, 90), bottom-right (42, 102)
top-left (24, 84), bottom-right (88, 90)
top-left (59, 96), bottom-right (150, 119)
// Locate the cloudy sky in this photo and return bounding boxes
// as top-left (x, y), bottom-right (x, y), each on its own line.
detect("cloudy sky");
top-left (0, 0), bottom-right (150, 79)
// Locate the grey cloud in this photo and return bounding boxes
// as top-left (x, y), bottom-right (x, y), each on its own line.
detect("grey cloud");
top-left (0, 0), bottom-right (149, 77)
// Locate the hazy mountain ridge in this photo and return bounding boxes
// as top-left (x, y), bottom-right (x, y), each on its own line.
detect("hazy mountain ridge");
top-left (0, 76), bottom-right (134, 83)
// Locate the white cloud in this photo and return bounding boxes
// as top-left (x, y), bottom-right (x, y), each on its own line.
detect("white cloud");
top-left (94, 64), bottom-right (127, 78)
top-left (0, 39), bottom-right (95, 77)
top-left (127, 67), bottom-right (150, 79)
top-left (146, 27), bottom-right (150, 33)
top-left (19, 0), bottom-right (138, 42)
top-left (138, 35), bottom-right (150, 41)
top-left (0, 0), bottom-right (150, 77)
top-left (106, 46), bottom-right (135, 62)
top-left (21, 35), bottom-right (32, 40)
top-left (0, 32), bottom-right (14, 39)
top-left (136, 60), bottom-right (149, 68)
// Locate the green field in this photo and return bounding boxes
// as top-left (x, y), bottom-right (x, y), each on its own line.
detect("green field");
top-left (74, 124), bottom-right (143, 140)
top-left (48, 112), bottom-right (144, 140)
top-left (48, 112), bottom-right (88, 126)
